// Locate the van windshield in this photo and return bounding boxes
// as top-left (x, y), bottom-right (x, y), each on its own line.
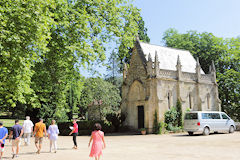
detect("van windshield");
top-left (185, 113), bottom-right (198, 120)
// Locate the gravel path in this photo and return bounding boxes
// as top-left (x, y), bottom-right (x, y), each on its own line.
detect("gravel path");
top-left (2, 132), bottom-right (240, 160)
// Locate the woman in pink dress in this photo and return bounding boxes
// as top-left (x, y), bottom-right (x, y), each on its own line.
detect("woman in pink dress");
top-left (88, 123), bottom-right (106, 160)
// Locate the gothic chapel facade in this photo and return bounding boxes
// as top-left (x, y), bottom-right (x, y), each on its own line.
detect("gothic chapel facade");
top-left (121, 38), bottom-right (221, 133)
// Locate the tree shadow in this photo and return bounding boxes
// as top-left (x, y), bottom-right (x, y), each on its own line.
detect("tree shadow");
top-left (57, 148), bottom-right (73, 150)
top-left (171, 132), bottom-right (226, 137)
top-left (19, 151), bottom-right (50, 155)
top-left (105, 132), bottom-right (141, 136)
top-left (1, 157), bottom-right (12, 159)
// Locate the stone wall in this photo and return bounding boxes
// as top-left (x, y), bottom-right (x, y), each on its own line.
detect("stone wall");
top-left (121, 41), bottom-right (221, 133)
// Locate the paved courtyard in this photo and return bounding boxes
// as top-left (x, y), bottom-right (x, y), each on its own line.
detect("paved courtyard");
top-left (2, 132), bottom-right (240, 160)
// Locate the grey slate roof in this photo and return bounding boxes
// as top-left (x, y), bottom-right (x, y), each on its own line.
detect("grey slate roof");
top-left (139, 42), bottom-right (205, 74)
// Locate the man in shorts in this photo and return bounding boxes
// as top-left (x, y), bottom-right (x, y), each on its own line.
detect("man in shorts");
top-left (33, 118), bottom-right (47, 154)
top-left (0, 121), bottom-right (8, 160)
top-left (9, 119), bottom-right (23, 158)
top-left (22, 116), bottom-right (34, 146)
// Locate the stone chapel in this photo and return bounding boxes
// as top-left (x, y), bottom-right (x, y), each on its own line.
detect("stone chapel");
top-left (121, 38), bottom-right (221, 133)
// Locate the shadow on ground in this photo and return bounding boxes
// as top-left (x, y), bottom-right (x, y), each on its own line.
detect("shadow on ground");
top-left (171, 132), bottom-right (226, 137)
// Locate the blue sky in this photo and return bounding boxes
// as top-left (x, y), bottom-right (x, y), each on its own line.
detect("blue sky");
top-left (134, 0), bottom-right (240, 45)
top-left (82, 0), bottom-right (240, 77)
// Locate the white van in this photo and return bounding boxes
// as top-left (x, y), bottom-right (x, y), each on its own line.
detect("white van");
top-left (184, 111), bottom-right (235, 136)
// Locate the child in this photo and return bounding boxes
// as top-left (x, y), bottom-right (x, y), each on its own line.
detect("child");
top-left (88, 123), bottom-right (106, 160)
top-left (0, 121), bottom-right (8, 160)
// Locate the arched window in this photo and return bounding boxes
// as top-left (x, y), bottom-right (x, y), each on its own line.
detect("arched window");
top-left (189, 94), bottom-right (192, 109)
top-left (167, 92), bottom-right (172, 109)
top-left (207, 94), bottom-right (210, 109)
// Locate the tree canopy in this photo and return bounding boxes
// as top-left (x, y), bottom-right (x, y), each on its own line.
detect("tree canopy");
top-left (0, 0), bottom-right (140, 121)
top-left (79, 77), bottom-right (121, 120)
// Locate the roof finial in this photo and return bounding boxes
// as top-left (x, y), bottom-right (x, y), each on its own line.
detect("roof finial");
top-left (148, 53), bottom-right (152, 62)
top-left (177, 55), bottom-right (181, 65)
top-left (155, 50), bottom-right (158, 62)
top-left (209, 65), bottom-right (212, 73)
top-left (196, 57), bottom-right (200, 67)
top-left (211, 60), bottom-right (216, 72)
top-left (136, 34), bottom-right (140, 42)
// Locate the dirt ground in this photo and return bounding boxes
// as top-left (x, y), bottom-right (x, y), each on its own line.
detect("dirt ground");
top-left (2, 132), bottom-right (240, 160)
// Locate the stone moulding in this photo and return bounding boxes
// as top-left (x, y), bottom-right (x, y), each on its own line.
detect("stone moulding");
top-left (182, 72), bottom-right (196, 81)
top-left (200, 74), bottom-right (212, 81)
top-left (159, 70), bottom-right (176, 79)
top-left (157, 70), bottom-right (213, 84)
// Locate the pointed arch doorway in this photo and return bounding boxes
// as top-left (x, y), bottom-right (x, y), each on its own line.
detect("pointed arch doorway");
top-left (138, 105), bottom-right (144, 129)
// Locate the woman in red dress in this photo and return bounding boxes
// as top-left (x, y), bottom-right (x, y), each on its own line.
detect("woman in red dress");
top-left (88, 123), bottom-right (106, 160)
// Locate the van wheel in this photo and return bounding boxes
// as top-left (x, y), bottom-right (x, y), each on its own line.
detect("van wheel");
top-left (188, 132), bottom-right (193, 136)
top-left (229, 126), bottom-right (234, 133)
top-left (203, 127), bottom-right (210, 136)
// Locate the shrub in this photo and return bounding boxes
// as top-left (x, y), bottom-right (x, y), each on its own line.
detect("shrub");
top-left (153, 110), bottom-right (159, 134)
top-left (176, 99), bottom-right (183, 128)
top-left (158, 122), bottom-right (167, 134)
top-left (167, 124), bottom-right (182, 133)
top-left (106, 112), bottom-right (126, 132)
top-left (164, 107), bottom-right (178, 129)
top-left (57, 120), bottom-right (114, 136)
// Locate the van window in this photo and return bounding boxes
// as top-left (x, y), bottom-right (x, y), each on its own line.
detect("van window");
top-left (221, 114), bottom-right (229, 120)
top-left (202, 113), bottom-right (211, 119)
top-left (210, 113), bottom-right (221, 119)
top-left (185, 113), bottom-right (198, 120)
top-left (202, 113), bottom-right (221, 119)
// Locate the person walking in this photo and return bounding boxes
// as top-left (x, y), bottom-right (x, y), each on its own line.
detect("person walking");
top-left (47, 120), bottom-right (59, 153)
top-left (88, 123), bottom-right (106, 160)
top-left (33, 118), bottom-right (47, 154)
top-left (22, 116), bottom-right (34, 146)
top-left (69, 119), bottom-right (78, 149)
top-left (9, 119), bottom-right (23, 159)
top-left (0, 121), bottom-right (8, 160)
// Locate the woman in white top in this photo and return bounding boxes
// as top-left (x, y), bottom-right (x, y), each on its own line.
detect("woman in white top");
top-left (47, 120), bottom-right (59, 153)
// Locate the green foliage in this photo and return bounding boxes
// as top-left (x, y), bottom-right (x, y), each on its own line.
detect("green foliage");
top-left (152, 110), bottom-right (167, 134)
top-left (164, 107), bottom-right (178, 131)
top-left (66, 77), bottom-right (85, 119)
top-left (118, 15), bottom-right (150, 68)
top-left (57, 120), bottom-right (114, 136)
top-left (137, 16), bottom-right (150, 43)
top-left (152, 110), bottom-right (159, 134)
top-left (166, 124), bottom-right (182, 133)
top-left (79, 78), bottom-right (121, 120)
top-left (163, 29), bottom-right (240, 121)
top-left (139, 128), bottom-right (146, 131)
top-left (0, 0), bottom-right (55, 108)
top-left (158, 122), bottom-right (167, 134)
top-left (0, 0), bottom-right (140, 120)
top-left (186, 108), bottom-right (191, 112)
top-left (106, 112), bottom-right (126, 131)
top-left (176, 99), bottom-right (183, 127)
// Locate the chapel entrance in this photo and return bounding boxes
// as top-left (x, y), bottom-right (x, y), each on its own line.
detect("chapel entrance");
top-left (138, 106), bottom-right (144, 129)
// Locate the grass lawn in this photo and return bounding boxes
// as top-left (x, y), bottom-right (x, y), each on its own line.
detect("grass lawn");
top-left (0, 119), bottom-right (24, 127)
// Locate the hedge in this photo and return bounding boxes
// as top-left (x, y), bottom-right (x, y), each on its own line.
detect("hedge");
top-left (57, 120), bottom-right (115, 136)
top-left (4, 120), bottom-right (115, 136)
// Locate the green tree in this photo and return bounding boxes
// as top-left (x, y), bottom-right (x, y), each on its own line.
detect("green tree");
top-left (0, 0), bottom-right (55, 109)
top-left (176, 99), bottom-right (183, 128)
top-left (79, 78), bottom-right (121, 120)
top-left (66, 76), bottom-right (85, 120)
top-left (0, 0), bottom-right (140, 120)
top-left (164, 107), bottom-right (178, 131)
top-left (118, 16), bottom-right (150, 68)
top-left (162, 29), bottom-right (240, 120)
top-left (153, 110), bottom-right (159, 134)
